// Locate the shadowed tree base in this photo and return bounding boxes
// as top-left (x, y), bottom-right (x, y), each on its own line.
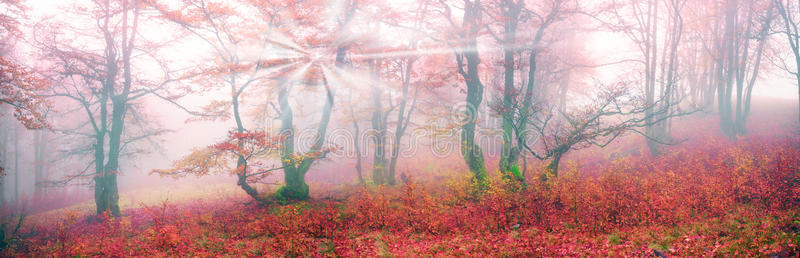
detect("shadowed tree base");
top-left (275, 184), bottom-right (309, 202)
top-left (94, 174), bottom-right (120, 216)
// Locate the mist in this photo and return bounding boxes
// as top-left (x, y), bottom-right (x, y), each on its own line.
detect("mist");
top-left (1, 0), bottom-right (800, 256)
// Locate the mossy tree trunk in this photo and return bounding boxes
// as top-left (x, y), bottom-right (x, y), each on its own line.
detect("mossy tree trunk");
top-left (541, 152), bottom-right (563, 182)
top-left (276, 80), bottom-right (334, 201)
top-left (499, 1), bottom-right (521, 176)
top-left (456, 0), bottom-right (488, 189)
top-left (97, 2), bottom-right (138, 217)
top-left (370, 59), bottom-right (388, 185)
top-left (276, 45), bottom-right (341, 201)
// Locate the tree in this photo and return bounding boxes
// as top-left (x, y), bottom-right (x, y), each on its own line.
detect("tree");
top-left (32, 129), bottom-right (47, 201)
top-left (484, 0), bottom-right (571, 181)
top-left (715, 0), bottom-right (774, 136)
top-left (0, 108), bottom-right (7, 205)
top-left (0, 0), bottom-right (48, 183)
top-left (275, 63), bottom-right (336, 201)
top-left (493, 0), bottom-right (525, 178)
top-left (600, 0), bottom-right (688, 154)
top-left (153, 130), bottom-right (285, 186)
top-left (377, 1), bottom-right (457, 186)
top-left (149, 0), bottom-right (292, 201)
top-left (0, 57), bottom-right (48, 129)
top-left (368, 57), bottom-right (390, 185)
top-left (516, 82), bottom-right (690, 180)
top-left (430, 0), bottom-right (490, 189)
top-left (347, 98), bottom-right (365, 184)
top-left (774, 0), bottom-right (800, 122)
top-left (334, 0), bottom-right (427, 186)
top-left (44, 0), bottom-right (139, 216)
top-left (0, 0), bottom-right (49, 130)
top-left (386, 55), bottom-right (421, 185)
top-left (36, 0), bottom-right (192, 216)
top-left (12, 122), bottom-right (18, 205)
top-left (152, 0), bottom-right (344, 202)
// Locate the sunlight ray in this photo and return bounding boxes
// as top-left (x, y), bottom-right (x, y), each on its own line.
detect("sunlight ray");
top-left (262, 35), bottom-right (310, 56)
top-left (349, 43), bottom-right (532, 60)
top-left (327, 65), bottom-right (399, 94)
top-left (284, 61), bottom-right (315, 87)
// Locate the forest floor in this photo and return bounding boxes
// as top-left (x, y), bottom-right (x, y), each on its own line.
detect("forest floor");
top-left (3, 109), bottom-right (800, 256)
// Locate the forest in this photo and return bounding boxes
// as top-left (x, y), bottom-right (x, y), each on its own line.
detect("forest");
top-left (1, 0), bottom-right (800, 256)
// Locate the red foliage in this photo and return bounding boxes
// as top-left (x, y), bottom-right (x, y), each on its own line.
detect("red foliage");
top-left (4, 135), bottom-right (800, 256)
top-left (0, 56), bottom-right (49, 129)
top-left (211, 130), bottom-right (283, 156)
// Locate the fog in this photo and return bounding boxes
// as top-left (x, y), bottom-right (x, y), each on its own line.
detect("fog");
top-left (2, 0), bottom-right (800, 256)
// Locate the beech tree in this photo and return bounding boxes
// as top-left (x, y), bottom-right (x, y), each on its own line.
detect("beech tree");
top-left (516, 82), bottom-right (691, 180)
top-left (774, 0), bottom-right (800, 121)
top-left (599, 0), bottom-right (689, 154)
top-left (32, 129), bottom-right (47, 201)
top-left (341, 0), bottom-right (429, 185)
top-left (152, 0), bottom-right (345, 201)
top-left (369, 56), bottom-right (391, 185)
top-left (482, 0), bottom-right (572, 180)
top-left (272, 0), bottom-right (351, 200)
top-left (0, 109), bottom-right (7, 204)
top-left (715, 0), bottom-right (774, 136)
top-left (0, 0), bottom-right (48, 185)
top-left (35, 0), bottom-right (141, 216)
top-left (149, 0), bottom-right (292, 201)
top-left (0, 0), bottom-right (48, 130)
top-left (481, 0), bottom-right (697, 180)
top-left (386, 55), bottom-right (422, 185)
top-left (427, 0), bottom-right (490, 188)
top-left (37, 0), bottom-right (193, 216)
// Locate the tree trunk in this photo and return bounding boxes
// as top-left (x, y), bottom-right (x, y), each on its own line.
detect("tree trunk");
top-left (499, 2), bottom-right (520, 174)
top-left (720, 0), bottom-right (738, 138)
top-left (704, 59), bottom-right (717, 110)
top-left (0, 113), bottom-right (6, 206)
top-left (542, 152), bottom-right (563, 182)
top-left (521, 153), bottom-right (527, 179)
top-left (279, 166), bottom-right (309, 201)
top-left (276, 81), bottom-right (310, 201)
top-left (101, 97), bottom-right (126, 217)
top-left (387, 59), bottom-right (416, 186)
top-left (460, 48), bottom-right (488, 188)
top-left (652, 0), bottom-right (683, 152)
top-left (97, 1), bottom-right (138, 216)
top-left (33, 129), bottom-right (46, 201)
top-left (451, 0), bottom-right (488, 190)
top-left (94, 173), bottom-right (119, 216)
top-left (13, 123), bottom-right (18, 205)
top-left (232, 85), bottom-right (260, 201)
top-left (558, 73), bottom-right (570, 114)
top-left (733, 1), bottom-right (755, 135)
top-left (350, 108), bottom-right (364, 184)
top-left (645, 0), bottom-right (661, 155)
top-left (282, 76), bottom-right (335, 200)
top-left (775, 0), bottom-right (800, 122)
top-left (715, 51), bottom-right (727, 131)
top-left (277, 82), bottom-right (304, 200)
top-left (371, 60), bottom-right (387, 185)
top-left (742, 5), bottom-right (772, 132)
top-left (277, 47), bottom-right (340, 200)
top-left (387, 129), bottom-right (400, 186)
top-left (92, 97), bottom-right (108, 215)
top-left (370, 121), bottom-right (387, 186)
